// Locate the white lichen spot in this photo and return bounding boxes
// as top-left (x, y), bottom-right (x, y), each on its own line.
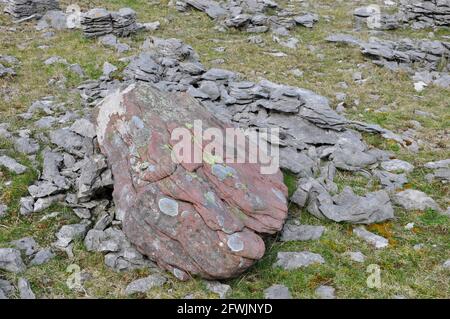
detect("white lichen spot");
top-left (227, 233), bottom-right (244, 252)
top-left (173, 268), bottom-right (186, 280)
top-left (271, 187), bottom-right (287, 204)
top-left (158, 197), bottom-right (179, 217)
top-left (181, 210), bottom-right (190, 218)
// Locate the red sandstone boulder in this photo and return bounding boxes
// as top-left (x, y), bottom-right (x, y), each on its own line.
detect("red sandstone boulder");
top-left (95, 83), bottom-right (288, 280)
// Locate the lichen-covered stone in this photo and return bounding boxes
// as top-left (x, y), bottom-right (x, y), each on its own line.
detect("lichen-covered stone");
top-left (95, 83), bottom-right (288, 279)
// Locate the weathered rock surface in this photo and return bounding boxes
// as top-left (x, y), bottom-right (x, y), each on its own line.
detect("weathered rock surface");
top-left (273, 251), bottom-right (325, 270)
top-left (205, 280), bottom-right (231, 298)
top-left (80, 8), bottom-right (139, 38)
top-left (29, 248), bottom-right (55, 266)
top-left (343, 251), bottom-right (366, 263)
top-left (0, 248), bottom-right (27, 273)
top-left (174, 0), bottom-right (318, 34)
top-left (125, 274), bottom-right (166, 295)
top-left (0, 155), bottom-right (27, 174)
top-left (315, 285), bottom-right (336, 299)
top-left (299, 182), bottom-right (394, 224)
top-left (264, 284), bottom-right (292, 299)
top-left (327, 34), bottom-right (450, 87)
top-left (353, 226), bottom-right (389, 249)
top-left (11, 237), bottom-right (39, 256)
top-left (18, 277), bottom-right (36, 299)
top-left (95, 83), bottom-right (288, 279)
top-left (4, 0), bottom-right (59, 19)
top-left (399, 0), bottom-right (450, 29)
top-left (393, 189), bottom-right (440, 212)
top-left (280, 223), bottom-right (325, 241)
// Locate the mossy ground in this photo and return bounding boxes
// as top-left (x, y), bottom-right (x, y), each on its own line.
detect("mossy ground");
top-left (0, 0), bottom-right (448, 298)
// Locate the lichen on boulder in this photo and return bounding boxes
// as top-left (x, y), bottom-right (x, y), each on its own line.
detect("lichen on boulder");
top-left (95, 83), bottom-right (288, 280)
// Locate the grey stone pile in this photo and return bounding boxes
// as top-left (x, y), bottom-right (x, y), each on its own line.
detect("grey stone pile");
top-left (425, 159), bottom-right (450, 183)
top-left (353, 5), bottom-right (400, 30)
top-left (1, 34), bottom-right (430, 281)
top-left (8, 97), bottom-right (157, 271)
top-left (327, 34), bottom-right (450, 88)
top-left (74, 36), bottom-right (424, 226)
top-left (174, 0), bottom-right (318, 34)
top-left (80, 7), bottom-right (138, 38)
top-left (0, 54), bottom-right (19, 78)
top-left (399, 0), bottom-right (450, 29)
top-left (4, 0), bottom-right (59, 19)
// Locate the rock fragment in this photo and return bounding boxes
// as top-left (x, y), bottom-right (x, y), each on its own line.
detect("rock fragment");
top-left (264, 284), bottom-right (292, 299)
top-left (0, 248), bottom-right (27, 273)
top-left (353, 226), bottom-right (388, 249)
top-left (125, 274), bottom-right (166, 295)
top-left (0, 155), bottom-right (27, 174)
top-left (273, 251), bottom-right (325, 270)
top-left (393, 189), bottom-right (440, 211)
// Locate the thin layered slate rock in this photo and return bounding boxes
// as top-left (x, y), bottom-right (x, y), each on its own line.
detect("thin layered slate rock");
top-left (80, 8), bottom-right (138, 38)
top-left (174, 0), bottom-right (318, 33)
top-left (399, 0), bottom-right (450, 28)
top-left (4, 0), bottom-right (59, 19)
top-left (95, 83), bottom-right (288, 280)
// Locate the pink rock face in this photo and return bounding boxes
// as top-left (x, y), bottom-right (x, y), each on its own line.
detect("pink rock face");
top-left (95, 83), bottom-right (288, 280)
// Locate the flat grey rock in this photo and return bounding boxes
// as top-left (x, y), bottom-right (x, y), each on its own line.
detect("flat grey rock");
top-left (0, 248), bottom-right (26, 273)
top-left (306, 182), bottom-right (394, 224)
top-left (264, 284), bottom-right (292, 299)
top-left (0, 155), bottom-right (27, 174)
top-left (84, 228), bottom-right (124, 253)
top-left (315, 285), bottom-right (336, 299)
top-left (381, 159), bottom-right (414, 173)
top-left (36, 10), bottom-right (67, 30)
top-left (326, 33), bottom-right (361, 46)
top-left (33, 194), bottom-right (65, 213)
top-left (273, 251), bottom-right (325, 270)
top-left (54, 223), bottom-right (89, 248)
top-left (70, 118), bottom-right (96, 139)
top-left (4, 0), bottom-right (60, 19)
top-left (29, 249), bottom-right (55, 266)
top-left (14, 137), bottom-right (39, 155)
top-left (103, 62), bottom-right (118, 77)
top-left (353, 226), bottom-right (388, 249)
top-left (10, 237), bottom-right (39, 256)
top-left (125, 274), bottom-right (166, 295)
top-left (28, 181), bottom-right (60, 198)
top-left (393, 189), bottom-right (440, 211)
top-left (342, 251), bottom-right (366, 263)
top-left (374, 170), bottom-right (408, 191)
top-left (205, 281), bottom-right (231, 299)
top-left (280, 224), bottom-right (325, 241)
top-left (18, 278), bottom-right (36, 299)
top-left (425, 159), bottom-right (450, 170)
top-left (20, 196), bottom-right (35, 215)
top-left (0, 279), bottom-right (15, 298)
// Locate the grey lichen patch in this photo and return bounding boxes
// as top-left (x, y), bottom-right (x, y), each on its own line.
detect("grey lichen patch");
top-left (158, 197), bottom-right (179, 217)
top-left (212, 164), bottom-right (237, 181)
top-left (227, 233), bottom-right (244, 252)
top-left (204, 191), bottom-right (218, 207)
top-left (129, 115), bottom-right (151, 146)
top-left (247, 193), bottom-right (266, 211)
top-left (271, 187), bottom-right (287, 204)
